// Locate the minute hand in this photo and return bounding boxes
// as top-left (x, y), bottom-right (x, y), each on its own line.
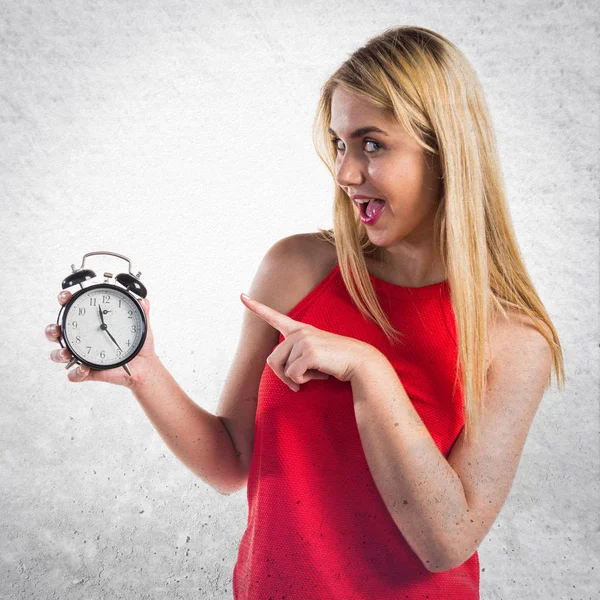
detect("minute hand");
top-left (104, 327), bottom-right (123, 353)
top-left (98, 306), bottom-right (123, 353)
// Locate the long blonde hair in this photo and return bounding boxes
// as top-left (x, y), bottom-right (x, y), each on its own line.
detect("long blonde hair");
top-left (311, 26), bottom-right (565, 444)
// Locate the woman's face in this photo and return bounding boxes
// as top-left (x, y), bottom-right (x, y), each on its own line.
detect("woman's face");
top-left (330, 86), bottom-right (442, 249)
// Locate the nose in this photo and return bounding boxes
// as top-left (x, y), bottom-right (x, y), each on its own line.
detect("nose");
top-left (335, 152), bottom-right (365, 190)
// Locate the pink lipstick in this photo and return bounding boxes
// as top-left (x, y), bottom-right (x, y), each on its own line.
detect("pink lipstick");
top-left (357, 198), bottom-right (385, 225)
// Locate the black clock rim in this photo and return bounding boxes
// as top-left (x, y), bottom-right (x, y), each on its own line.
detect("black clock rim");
top-left (60, 283), bottom-right (148, 371)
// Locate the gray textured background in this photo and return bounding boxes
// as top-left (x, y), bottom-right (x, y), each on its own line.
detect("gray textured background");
top-left (1, 1), bottom-right (598, 599)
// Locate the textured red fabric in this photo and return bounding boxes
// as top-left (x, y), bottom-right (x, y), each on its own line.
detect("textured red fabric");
top-left (233, 263), bottom-right (480, 599)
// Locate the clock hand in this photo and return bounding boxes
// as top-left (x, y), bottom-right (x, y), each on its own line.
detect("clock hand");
top-left (104, 327), bottom-right (124, 353)
top-left (97, 304), bottom-right (123, 353)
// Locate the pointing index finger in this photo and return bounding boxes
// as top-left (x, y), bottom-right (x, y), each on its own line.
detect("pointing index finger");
top-left (240, 293), bottom-right (297, 338)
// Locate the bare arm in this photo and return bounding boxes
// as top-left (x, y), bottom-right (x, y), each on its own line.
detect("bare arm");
top-left (130, 356), bottom-right (245, 496)
top-left (47, 237), bottom-right (312, 499)
top-left (350, 312), bottom-right (552, 572)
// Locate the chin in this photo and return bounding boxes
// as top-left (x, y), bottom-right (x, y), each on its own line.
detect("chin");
top-left (366, 228), bottom-right (409, 244)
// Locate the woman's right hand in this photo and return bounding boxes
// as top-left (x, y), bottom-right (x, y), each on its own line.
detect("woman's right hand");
top-left (45, 290), bottom-right (158, 389)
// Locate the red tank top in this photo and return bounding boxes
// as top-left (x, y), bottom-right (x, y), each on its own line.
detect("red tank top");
top-left (233, 263), bottom-right (480, 599)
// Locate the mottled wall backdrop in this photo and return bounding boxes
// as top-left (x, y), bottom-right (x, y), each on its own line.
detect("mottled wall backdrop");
top-left (1, 1), bottom-right (597, 599)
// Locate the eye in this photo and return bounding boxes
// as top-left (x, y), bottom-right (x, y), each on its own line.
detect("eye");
top-left (329, 137), bottom-right (383, 154)
top-left (364, 140), bottom-right (383, 152)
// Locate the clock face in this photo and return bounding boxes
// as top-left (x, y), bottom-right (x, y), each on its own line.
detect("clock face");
top-left (62, 284), bottom-right (147, 368)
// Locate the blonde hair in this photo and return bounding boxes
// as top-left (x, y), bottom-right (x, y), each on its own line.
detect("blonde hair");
top-left (311, 25), bottom-right (565, 444)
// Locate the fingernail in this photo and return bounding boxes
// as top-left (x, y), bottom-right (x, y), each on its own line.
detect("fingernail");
top-left (59, 291), bottom-right (69, 300)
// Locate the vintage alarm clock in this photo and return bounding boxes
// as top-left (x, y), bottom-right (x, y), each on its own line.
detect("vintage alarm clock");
top-left (56, 251), bottom-right (148, 376)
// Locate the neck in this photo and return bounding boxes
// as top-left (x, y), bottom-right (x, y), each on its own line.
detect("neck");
top-left (368, 245), bottom-right (446, 288)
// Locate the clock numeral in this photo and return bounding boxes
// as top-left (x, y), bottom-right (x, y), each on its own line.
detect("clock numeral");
top-left (102, 295), bottom-right (111, 304)
top-left (117, 349), bottom-right (122, 357)
top-left (100, 350), bottom-right (106, 359)
top-left (89, 297), bottom-right (97, 306)
top-left (86, 347), bottom-right (91, 354)
top-left (128, 309), bottom-right (134, 319)
top-left (127, 339), bottom-right (131, 347)
top-left (75, 336), bottom-right (81, 344)
top-left (130, 325), bottom-right (137, 333)
top-left (72, 321), bottom-right (78, 328)
top-left (118, 299), bottom-right (122, 308)
top-left (78, 307), bottom-right (86, 316)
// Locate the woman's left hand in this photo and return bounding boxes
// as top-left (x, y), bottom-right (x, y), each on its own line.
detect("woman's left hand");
top-left (240, 293), bottom-right (376, 391)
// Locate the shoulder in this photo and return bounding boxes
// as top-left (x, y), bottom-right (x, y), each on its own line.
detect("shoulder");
top-left (490, 307), bottom-right (552, 346)
top-left (488, 306), bottom-right (553, 381)
top-left (260, 232), bottom-right (338, 316)
top-left (266, 232), bottom-right (337, 278)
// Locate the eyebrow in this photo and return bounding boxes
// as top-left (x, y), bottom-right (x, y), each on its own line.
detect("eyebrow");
top-left (328, 126), bottom-right (389, 138)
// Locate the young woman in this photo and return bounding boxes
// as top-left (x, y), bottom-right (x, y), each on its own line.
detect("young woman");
top-left (46, 25), bottom-right (565, 600)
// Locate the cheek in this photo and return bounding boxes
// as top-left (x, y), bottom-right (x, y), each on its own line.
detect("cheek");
top-left (368, 162), bottom-right (400, 193)
top-left (369, 158), bottom-right (428, 206)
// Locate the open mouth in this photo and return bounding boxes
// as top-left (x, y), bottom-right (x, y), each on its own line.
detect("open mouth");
top-left (355, 198), bottom-right (386, 224)
top-left (357, 198), bottom-right (385, 217)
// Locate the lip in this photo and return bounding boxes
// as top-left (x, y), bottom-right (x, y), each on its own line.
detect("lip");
top-left (359, 200), bottom-right (385, 225)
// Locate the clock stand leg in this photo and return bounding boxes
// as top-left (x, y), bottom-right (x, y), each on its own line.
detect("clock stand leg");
top-left (65, 357), bottom-right (78, 370)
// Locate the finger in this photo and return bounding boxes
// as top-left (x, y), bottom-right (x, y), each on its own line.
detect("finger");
top-left (286, 367), bottom-right (328, 386)
top-left (266, 341), bottom-right (301, 392)
top-left (67, 363), bottom-right (90, 382)
top-left (240, 294), bottom-right (298, 339)
top-left (45, 323), bottom-right (61, 341)
top-left (57, 290), bottom-right (71, 305)
top-left (285, 352), bottom-right (329, 385)
top-left (285, 354), bottom-right (310, 385)
top-left (50, 347), bottom-right (71, 363)
top-left (282, 344), bottom-right (305, 385)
